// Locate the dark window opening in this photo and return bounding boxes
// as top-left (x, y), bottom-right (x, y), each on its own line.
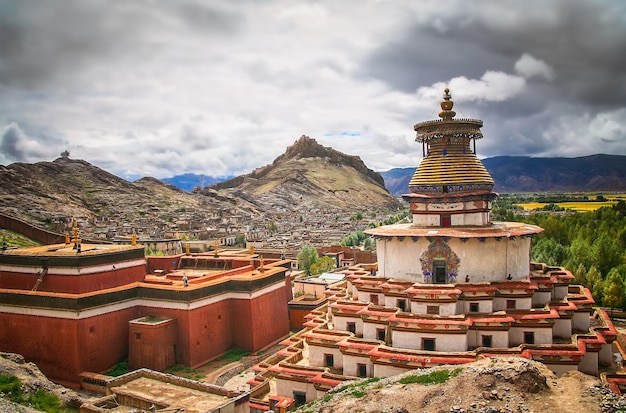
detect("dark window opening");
top-left (397, 299), bottom-right (406, 311)
top-left (347, 322), bottom-right (356, 334)
top-left (293, 391), bottom-right (307, 407)
top-left (370, 294), bottom-right (379, 305)
top-left (134, 332), bottom-right (141, 340)
top-left (524, 332), bottom-right (535, 345)
top-left (423, 338), bottom-right (436, 351)
top-left (427, 305), bottom-right (439, 315)
top-left (469, 303), bottom-right (479, 313)
top-left (482, 335), bottom-right (493, 348)
top-left (377, 328), bottom-right (386, 342)
top-left (506, 300), bottom-right (516, 309)
top-left (357, 364), bottom-right (367, 378)
top-left (324, 354), bottom-right (334, 368)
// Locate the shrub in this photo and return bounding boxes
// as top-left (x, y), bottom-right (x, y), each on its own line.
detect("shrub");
top-left (398, 368), bottom-right (462, 385)
top-left (0, 374), bottom-right (23, 403)
top-left (104, 361), bottom-right (129, 377)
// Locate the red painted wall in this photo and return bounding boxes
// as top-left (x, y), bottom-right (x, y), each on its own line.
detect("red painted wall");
top-left (0, 265), bottom-right (146, 293)
top-left (146, 255), bottom-right (184, 274)
top-left (136, 300), bottom-right (236, 369)
top-left (231, 286), bottom-right (291, 352)
top-left (0, 307), bottom-right (139, 387)
top-left (128, 318), bottom-right (178, 371)
top-left (0, 277), bottom-right (291, 385)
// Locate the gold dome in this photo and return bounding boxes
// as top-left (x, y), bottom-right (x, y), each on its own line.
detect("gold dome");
top-left (409, 88), bottom-right (494, 194)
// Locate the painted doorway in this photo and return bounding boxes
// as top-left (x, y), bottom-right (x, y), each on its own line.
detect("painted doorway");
top-left (433, 260), bottom-right (447, 284)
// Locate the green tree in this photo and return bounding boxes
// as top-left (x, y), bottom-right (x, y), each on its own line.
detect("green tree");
top-left (587, 266), bottom-right (604, 304)
top-left (310, 256), bottom-right (336, 275)
top-left (297, 245), bottom-right (319, 276)
top-left (590, 233), bottom-right (624, 276)
top-left (235, 234), bottom-right (246, 247)
top-left (363, 237), bottom-right (376, 251)
top-left (268, 221), bottom-right (278, 233)
top-left (532, 238), bottom-right (567, 266)
top-left (572, 263), bottom-right (587, 286)
top-left (603, 268), bottom-right (625, 310)
top-left (566, 236), bottom-right (593, 273)
top-left (539, 216), bottom-right (570, 245)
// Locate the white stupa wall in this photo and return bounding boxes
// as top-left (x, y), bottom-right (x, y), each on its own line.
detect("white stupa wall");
top-left (412, 211), bottom-right (490, 227)
top-left (375, 236), bottom-right (532, 283)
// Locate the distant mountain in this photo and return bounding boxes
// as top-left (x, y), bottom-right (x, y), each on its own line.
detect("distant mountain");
top-left (211, 135), bottom-right (400, 212)
top-left (161, 173), bottom-right (232, 191)
top-left (380, 154), bottom-right (626, 196)
top-left (379, 167), bottom-right (415, 198)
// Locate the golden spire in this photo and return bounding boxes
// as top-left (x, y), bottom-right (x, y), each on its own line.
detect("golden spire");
top-left (438, 87), bottom-right (456, 120)
top-left (72, 219), bottom-right (81, 246)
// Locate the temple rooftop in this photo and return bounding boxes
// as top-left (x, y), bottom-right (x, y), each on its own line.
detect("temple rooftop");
top-left (1, 242), bottom-right (143, 256)
top-left (366, 221), bottom-right (543, 238)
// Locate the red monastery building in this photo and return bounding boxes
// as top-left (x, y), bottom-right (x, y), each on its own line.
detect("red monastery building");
top-left (247, 89), bottom-right (618, 407)
top-left (0, 230), bottom-right (291, 388)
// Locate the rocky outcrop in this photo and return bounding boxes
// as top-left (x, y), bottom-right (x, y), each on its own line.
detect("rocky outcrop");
top-left (0, 352), bottom-right (85, 411)
top-left (297, 357), bottom-right (626, 413)
top-left (212, 136), bottom-right (399, 213)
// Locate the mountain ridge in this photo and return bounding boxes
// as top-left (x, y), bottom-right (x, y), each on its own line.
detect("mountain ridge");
top-left (380, 154), bottom-right (626, 196)
top-left (0, 137), bottom-right (400, 239)
top-left (210, 135), bottom-right (399, 212)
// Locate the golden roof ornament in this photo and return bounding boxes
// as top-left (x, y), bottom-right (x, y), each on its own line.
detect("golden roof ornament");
top-left (409, 88), bottom-right (494, 193)
top-left (438, 87), bottom-right (456, 119)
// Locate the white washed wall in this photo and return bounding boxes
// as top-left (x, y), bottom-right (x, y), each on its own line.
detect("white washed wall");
top-left (509, 327), bottom-right (552, 346)
top-left (342, 354), bottom-right (374, 378)
top-left (275, 378), bottom-right (318, 404)
top-left (307, 344), bottom-right (343, 369)
top-left (391, 330), bottom-right (467, 352)
top-left (376, 237), bottom-right (532, 283)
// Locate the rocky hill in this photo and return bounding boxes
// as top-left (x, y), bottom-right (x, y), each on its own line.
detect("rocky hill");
top-left (297, 357), bottom-right (625, 413)
top-left (381, 154), bottom-right (626, 196)
top-left (211, 135), bottom-right (399, 213)
top-left (0, 138), bottom-right (399, 240)
top-left (0, 156), bottom-right (247, 230)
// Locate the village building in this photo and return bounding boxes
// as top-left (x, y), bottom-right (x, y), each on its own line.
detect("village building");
top-left (247, 89), bottom-right (618, 407)
top-left (0, 226), bottom-right (292, 388)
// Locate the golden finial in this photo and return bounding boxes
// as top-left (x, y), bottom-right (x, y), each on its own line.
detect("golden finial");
top-left (131, 233), bottom-right (137, 246)
top-left (72, 218), bottom-right (81, 247)
top-left (214, 240), bottom-right (219, 257)
top-left (185, 244), bottom-right (190, 255)
top-left (438, 87), bottom-right (456, 119)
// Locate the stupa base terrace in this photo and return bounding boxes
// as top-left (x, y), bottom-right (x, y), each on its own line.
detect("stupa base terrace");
top-left (248, 263), bottom-right (618, 406)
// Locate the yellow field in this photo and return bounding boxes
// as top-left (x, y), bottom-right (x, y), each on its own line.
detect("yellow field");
top-left (517, 201), bottom-right (617, 212)
top-left (514, 192), bottom-right (625, 212)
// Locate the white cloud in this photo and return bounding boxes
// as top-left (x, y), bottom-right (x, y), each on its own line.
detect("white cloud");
top-left (514, 53), bottom-right (555, 81)
top-left (416, 71), bottom-right (527, 103)
top-left (0, 0), bottom-right (624, 180)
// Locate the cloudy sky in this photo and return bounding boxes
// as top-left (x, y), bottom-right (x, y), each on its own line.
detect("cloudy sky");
top-left (1, 0), bottom-right (625, 180)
